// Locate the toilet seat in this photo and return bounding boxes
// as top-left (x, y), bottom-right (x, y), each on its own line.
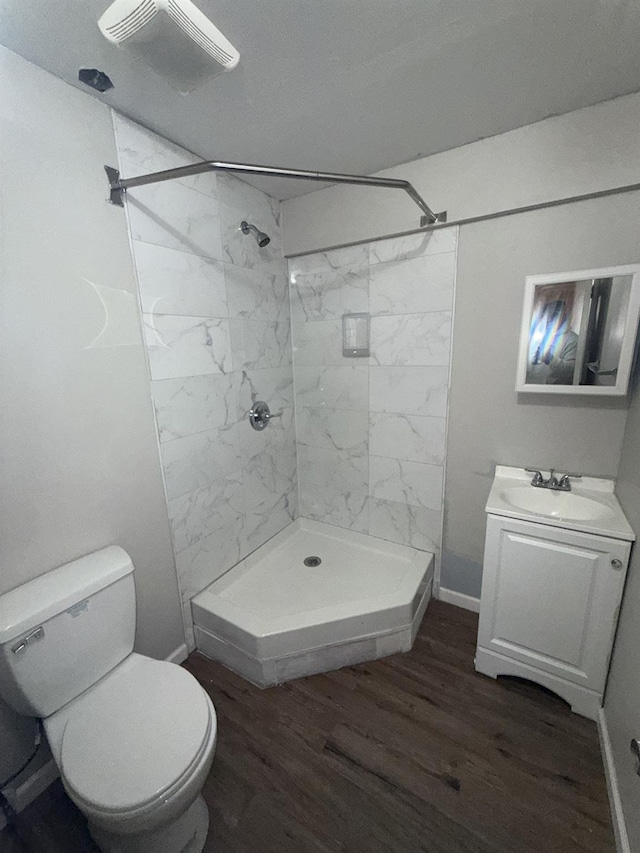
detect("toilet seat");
top-left (58, 654), bottom-right (215, 821)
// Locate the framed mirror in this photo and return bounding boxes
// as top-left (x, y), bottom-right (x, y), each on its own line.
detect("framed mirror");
top-left (516, 264), bottom-right (640, 396)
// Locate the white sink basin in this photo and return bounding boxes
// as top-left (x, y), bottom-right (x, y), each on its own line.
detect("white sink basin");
top-left (486, 466), bottom-right (634, 540)
top-left (499, 487), bottom-right (614, 521)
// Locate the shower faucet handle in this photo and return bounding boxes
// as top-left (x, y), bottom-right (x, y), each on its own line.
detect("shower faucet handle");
top-left (249, 401), bottom-right (282, 431)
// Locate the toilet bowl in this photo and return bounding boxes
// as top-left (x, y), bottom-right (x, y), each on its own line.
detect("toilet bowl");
top-left (45, 654), bottom-right (217, 850)
top-left (0, 546), bottom-right (218, 853)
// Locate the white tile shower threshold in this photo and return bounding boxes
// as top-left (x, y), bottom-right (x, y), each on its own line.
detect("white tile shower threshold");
top-left (191, 518), bottom-right (433, 687)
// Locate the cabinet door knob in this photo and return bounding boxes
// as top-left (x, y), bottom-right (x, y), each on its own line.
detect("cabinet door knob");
top-left (611, 558), bottom-right (623, 569)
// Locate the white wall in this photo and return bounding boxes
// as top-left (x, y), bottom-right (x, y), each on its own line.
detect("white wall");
top-left (282, 91), bottom-right (640, 256)
top-left (112, 116), bottom-right (297, 649)
top-left (0, 47), bottom-right (185, 660)
top-left (0, 701), bottom-right (37, 782)
top-left (603, 368), bottom-right (640, 849)
top-left (444, 191), bottom-right (640, 596)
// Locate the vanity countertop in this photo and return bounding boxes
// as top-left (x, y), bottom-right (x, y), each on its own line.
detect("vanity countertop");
top-left (486, 466), bottom-right (635, 542)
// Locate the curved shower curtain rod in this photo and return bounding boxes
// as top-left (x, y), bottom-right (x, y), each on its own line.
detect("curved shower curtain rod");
top-left (104, 161), bottom-right (446, 226)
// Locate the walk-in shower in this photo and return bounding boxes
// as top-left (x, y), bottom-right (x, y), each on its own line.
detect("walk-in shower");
top-left (103, 124), bottom-right (444, 688)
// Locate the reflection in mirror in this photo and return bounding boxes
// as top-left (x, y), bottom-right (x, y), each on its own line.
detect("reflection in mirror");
top-left (527, 281), bottom-right (584, 385)
top-left (516, 265), bottom-right (640, 396)
top-left (526, 276), bottom-right (631, 386)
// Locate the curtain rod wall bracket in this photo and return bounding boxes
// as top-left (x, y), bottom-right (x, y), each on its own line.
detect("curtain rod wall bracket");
top-left (105, 166), bottom-right (126, 207)
top-left (421, 211), bottom-right (447, 226)
top-left (104, 161), bottom-right (443, 224)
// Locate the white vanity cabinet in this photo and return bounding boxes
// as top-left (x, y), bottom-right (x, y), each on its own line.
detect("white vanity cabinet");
top-left (476, 514), bottom-right (631, 720)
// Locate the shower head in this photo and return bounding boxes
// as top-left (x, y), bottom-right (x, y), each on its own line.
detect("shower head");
top-left (240, 220), bottom-right (270, 248)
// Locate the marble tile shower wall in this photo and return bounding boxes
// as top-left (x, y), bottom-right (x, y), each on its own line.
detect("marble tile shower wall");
top-left (289, 228), bottom-right (457, 556)
top-left (113, 115), bottom-right (296, 645)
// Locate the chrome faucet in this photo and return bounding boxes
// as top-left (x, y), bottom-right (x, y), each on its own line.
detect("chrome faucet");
top-left (547, 469), bottom-right (560, 489)
top-left (525, 468), bottom-right (582, 491)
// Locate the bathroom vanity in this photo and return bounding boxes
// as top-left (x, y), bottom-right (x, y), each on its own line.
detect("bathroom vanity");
top-left (476, 466), bottom-right (635, 719)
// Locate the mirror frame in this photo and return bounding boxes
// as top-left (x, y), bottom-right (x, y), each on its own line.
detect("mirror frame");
top-left (516, 263), bottom-right (640, 396)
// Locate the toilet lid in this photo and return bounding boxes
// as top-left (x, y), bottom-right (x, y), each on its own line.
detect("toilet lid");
top-left (60, 658), bottom-right (212, 814)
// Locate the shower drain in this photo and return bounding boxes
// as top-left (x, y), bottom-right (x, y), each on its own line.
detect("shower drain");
top-left (303, 556), bottom-right (322, 567)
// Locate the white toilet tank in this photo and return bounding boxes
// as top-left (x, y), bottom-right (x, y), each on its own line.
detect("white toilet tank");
top-left (0, 547), bottom-right (136, 718)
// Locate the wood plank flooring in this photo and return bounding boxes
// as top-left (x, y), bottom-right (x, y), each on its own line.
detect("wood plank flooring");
top-left (189, 600), bottom-right (613, 853)
top-left (0, 601), bottom-right (614, 852)
top-left (0, 780), bottom-right (97, 853)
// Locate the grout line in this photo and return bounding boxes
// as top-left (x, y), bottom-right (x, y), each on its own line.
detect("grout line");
top-left (437, 224), bottom-right (460, 592)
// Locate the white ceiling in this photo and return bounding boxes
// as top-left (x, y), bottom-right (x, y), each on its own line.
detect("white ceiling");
top-left (3, 0), bottom-right (640, 200)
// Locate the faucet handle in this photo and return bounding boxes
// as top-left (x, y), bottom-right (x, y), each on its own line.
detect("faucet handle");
top-left (558, 472), bottom-right (582, 488)
top-left (525, 467), bottom-right (544, 486)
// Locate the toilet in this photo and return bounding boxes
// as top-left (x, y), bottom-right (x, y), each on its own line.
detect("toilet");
top-left (0, 546), bottom-right (216, 853)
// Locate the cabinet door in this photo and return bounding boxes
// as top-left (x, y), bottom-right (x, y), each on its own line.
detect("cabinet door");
top-left (478, 515), bottom-right (630, 692)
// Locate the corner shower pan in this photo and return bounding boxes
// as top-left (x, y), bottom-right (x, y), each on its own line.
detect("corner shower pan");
top-left (191, 518), bottom-right (433, 687)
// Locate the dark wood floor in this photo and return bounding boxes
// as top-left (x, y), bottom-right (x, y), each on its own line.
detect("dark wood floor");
top-left (1, 601), bottom-right (614, 852)
top-left (0, 781), bottom-right (97, 853)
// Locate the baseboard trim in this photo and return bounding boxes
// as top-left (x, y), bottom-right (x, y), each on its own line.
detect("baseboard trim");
top-left (598, 708), bottom-right (631, 853)
top-left (437, 587), bottom-right (481, 613)
top-left (0, 756), bottom-right (59, 832)
top-left (166, 642), bottom-right (189, 665)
